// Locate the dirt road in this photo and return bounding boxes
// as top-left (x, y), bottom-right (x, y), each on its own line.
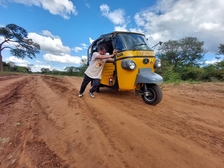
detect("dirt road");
top-left (0, 74), bottom-right (224, 168)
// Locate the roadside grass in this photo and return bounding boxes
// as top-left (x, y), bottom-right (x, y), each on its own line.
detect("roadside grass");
top-left (0, 71), bottom-right (22, 76)
top-left (162, 80), bottom-right (222, 88)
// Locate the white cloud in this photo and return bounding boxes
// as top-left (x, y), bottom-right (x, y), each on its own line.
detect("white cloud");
top-left (114, 25), bottom-right (127, 32)
top-left (72, 44), bottom-right (88, 53)
top-left (3, 0), bottom-right (77, 19)
top-left (73, 47), bottom-right (82, 53)
top-left (5, 56), bottom-right (29, 65)
top-left (85, 3), bottom-right (90, 8)
top-left (82, 55), bottom-right (87, 60)
top-left (129, 28), bottom-right (144, 34)
top-left (28, 32), bottom-right (70, 55)
top-left (31, 64), bottom-right (51, 72)
top-left (99, 1), bottom-right (224, 55)
top-left (0, 36), bottom-right (4, 42)
top-left (27, 31), bottom-right (86, 65)
top-left (134, 13), bottom-right (145, 27)
top-left (100, 4), bottom-right (125, 25)
top-left (81, 43), bottom-right (88, 49)
top-left (205, 55), bottom-right (224, 64)
top-left (0, 35), bottom-right (16, 48)
top-left (133, 0), bottom-right (224, 53)
top-left (43, 53), bottom-right (81, 64)
top-left (30, 63), bottom-right (65, 72)
top-left (89, 37), bottom-right (94, 44)
top-left (41, 30), bottom-right (60, 39)
top-left (2, 30), bottom-right (80, 66)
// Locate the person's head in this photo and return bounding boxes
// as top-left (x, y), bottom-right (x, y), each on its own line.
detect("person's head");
top-left (98, 44), bottom-right (108, 55)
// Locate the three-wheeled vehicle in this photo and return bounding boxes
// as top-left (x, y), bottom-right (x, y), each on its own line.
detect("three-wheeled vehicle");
top-left (87, 31), bottom-right (163, 105)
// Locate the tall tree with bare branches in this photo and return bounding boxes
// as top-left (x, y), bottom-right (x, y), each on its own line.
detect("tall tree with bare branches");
top-left (0, 24), bottom-right (40, 71)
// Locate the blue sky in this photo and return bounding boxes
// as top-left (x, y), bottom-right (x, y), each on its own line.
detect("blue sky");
top-left (0, 0), bottom-right (224, 72)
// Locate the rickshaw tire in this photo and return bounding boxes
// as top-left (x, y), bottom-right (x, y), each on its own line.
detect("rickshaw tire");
top-left (141, 84), bottom-right (162, 105)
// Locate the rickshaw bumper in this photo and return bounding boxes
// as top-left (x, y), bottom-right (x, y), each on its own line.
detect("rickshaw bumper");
top-left (134, 68), bottom-right (163, 85)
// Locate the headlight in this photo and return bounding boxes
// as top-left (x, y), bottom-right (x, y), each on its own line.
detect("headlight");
top-left (154, 59), bottom-right (161, 68)
top-left (121, 60), bottom-right (136, 70)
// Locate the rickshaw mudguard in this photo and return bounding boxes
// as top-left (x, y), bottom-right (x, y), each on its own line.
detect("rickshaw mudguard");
top-left (134, 68), bottom-right (163, 85)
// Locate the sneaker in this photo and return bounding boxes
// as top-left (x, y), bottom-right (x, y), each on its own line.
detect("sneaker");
top-left (89, 91), bottom-right (95, 98)
top-left (78, 93), bottom-right (83, 98)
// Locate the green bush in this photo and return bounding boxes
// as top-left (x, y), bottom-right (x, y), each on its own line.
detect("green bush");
top-left (202, 64), bottom-right (224, 81)
top-left (163, 70), bottom-right (181, 82)
top-left (179, 66), bottom-right (204, 81)
top-left (214, 69), bottom-right (224, 81)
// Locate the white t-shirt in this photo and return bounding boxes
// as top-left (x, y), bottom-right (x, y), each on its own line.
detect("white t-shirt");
top-left (85, 52), bottom-right (108, 79)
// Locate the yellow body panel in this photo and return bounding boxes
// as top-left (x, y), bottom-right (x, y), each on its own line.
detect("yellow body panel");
top-left (101, 50), bottom-right (156, 91)
top-left (101, 62), bottom-right (115, 85)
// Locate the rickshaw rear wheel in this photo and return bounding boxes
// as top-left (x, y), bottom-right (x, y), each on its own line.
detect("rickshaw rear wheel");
top-left (141, 84), bottom-right (162, 105)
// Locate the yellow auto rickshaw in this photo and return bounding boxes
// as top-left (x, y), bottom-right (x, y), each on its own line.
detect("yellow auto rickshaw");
top-left (87, 31), bottom-right (163, 105)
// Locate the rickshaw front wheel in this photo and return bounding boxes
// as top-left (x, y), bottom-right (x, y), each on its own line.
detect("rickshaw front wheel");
top-left (141, 84), bottom-right (162, 105)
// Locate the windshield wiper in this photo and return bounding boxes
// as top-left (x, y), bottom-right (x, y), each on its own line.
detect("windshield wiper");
top-left (135, 43), bottom-right (147, 47)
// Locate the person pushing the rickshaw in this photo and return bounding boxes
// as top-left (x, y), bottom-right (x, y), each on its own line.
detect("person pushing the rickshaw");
top-left (78, 44), bottom-right (117, 98)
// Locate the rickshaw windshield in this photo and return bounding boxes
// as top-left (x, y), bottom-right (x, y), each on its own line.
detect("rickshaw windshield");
top-left (115, 33), bottom-right (152, 51)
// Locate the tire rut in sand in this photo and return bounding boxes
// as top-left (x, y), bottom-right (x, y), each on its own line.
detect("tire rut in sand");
top-left (71, 82), bottom-right (224, 167)
top-left (0, 76), bottom-right (28, 107)
top-left (32, 76), bottom-right (123, 167)
top-left (0, 74), bottom-right (24, 82)
top-left (62, 76), bottom-right (131, 167)
top-left (0, 76), bottom-right (67, 167)
top-left (1, 75), bottom-right (224, 168)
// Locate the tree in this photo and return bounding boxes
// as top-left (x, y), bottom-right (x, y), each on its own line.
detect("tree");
top-left (27, 64), bottom-right (33, 73)
top-left (218, 44), bottom-right (224, 55)
top-left (157, 40), bottom-right (180, 69)
top-left (64, 66), bottom-right (76, 73)
top-left (64, 66), bottom-right (80, 76)
top-left (77, 58), bottom-right (87, 76)
top-left (64, 58), bottom-right (87, 76)
top-left (202, 61), bottom-right (224, 81)
top-left (180, 37), bottom-right (206, 66)
top-left (157, 37), bottom-right (206, 70)
top-left (8, 61), bottom-right (15, 71)
top-left (41, 68), bottom-right (50, 74)
top-left (0, 24), bottom-right (40, 71)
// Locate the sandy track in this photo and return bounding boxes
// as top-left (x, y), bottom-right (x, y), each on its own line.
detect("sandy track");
top-left (0, 75), bottom-right (224, 168)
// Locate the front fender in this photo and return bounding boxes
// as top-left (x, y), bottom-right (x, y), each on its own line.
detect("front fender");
top-left (134, 68), bottom-right (163, 85)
